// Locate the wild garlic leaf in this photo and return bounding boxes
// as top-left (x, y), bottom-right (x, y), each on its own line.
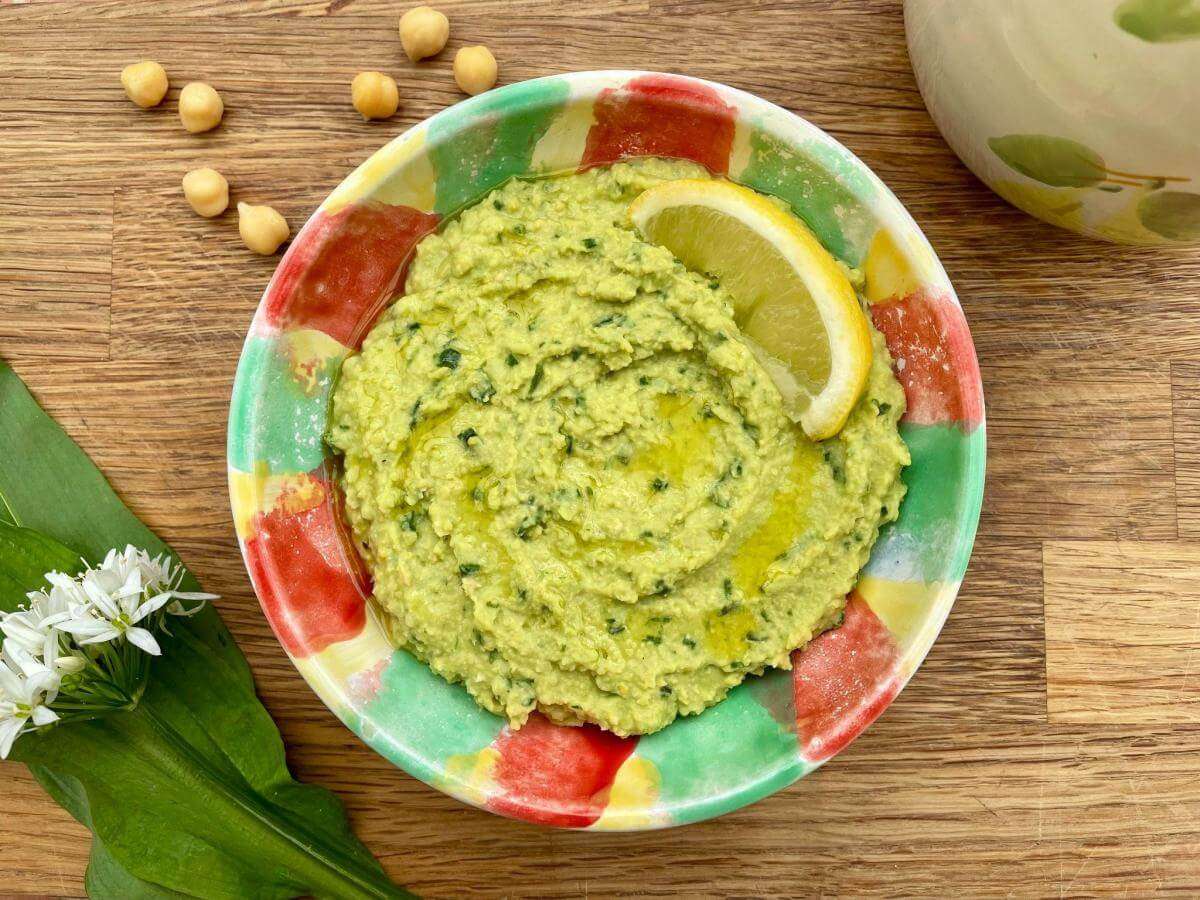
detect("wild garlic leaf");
top-left (0, 362), bottom-right (409, 900)
top-left (84, 838), bottom-right (189, 899)
top-left (0, 490), bottom-right (16, 528)
top-left (30, 767), bottom-right (186, 899)
top-left (0, 362), bottom-right (250, 686)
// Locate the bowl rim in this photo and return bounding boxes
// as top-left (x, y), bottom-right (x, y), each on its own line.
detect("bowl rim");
top-left (227, 69), bottom-right (987, 830)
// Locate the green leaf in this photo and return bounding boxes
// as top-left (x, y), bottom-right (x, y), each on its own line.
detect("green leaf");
top-left (0, 364), bottom-right (411, 899)
top-left (0, 361), bottom-right (251, 691)
top-left (0, 525), bottom-right (79, 611)
top-left (1137, 190), bottom-right (1200, 240)
top-left (1116, 0), bottom-right (1200, 42)
top-left (86, 839), bottom-right (190, 900)
top-left (2, 523), bottom-right (409, 900)
top-left (0, 362), bottom-right (166, 562)
top-left (29, 767), bottom-right (186, 898)
top-left (987, 134), bottom-right (1108, 188)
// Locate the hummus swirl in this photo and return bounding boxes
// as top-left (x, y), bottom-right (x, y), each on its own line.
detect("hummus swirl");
top-left (329, 158), bottom-right (909, 736)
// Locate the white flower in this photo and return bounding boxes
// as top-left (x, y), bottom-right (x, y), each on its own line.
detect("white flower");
top-left (0, 545), bottom-right (218, 757)
top-left (55, 546), bottom-right (215, 657)
top-left (2, 588), bottom-right (83, 676)
top-left (0, 647), bottom-right (60, 759)
top-left (0, 607), bottom-right (54, 656)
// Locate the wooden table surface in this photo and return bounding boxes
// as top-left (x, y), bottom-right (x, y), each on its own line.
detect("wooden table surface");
top-left (3, 0), bottom-right (1200, 896)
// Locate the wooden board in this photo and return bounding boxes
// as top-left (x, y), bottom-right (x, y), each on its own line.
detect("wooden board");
top-left (1045, 542), bottom-right (1200, 725)
top-left (2, 0), bottom-right (1199, 896)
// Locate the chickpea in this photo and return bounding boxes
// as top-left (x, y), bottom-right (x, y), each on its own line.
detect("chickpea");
top-left (453, 46), bottom-right (498, 96)
top-left (351, 71), bottom-right (400, 120)
top-left (121, 61), bottom-right (169, 108)
top-left (399, 6), bottom-right (449, 62)
top-left (178, 82), bottom-right (224, 133)
top-left (181, 168), bottom-right (229, 218)
top-left (238, 202), bottom-right (289, 255)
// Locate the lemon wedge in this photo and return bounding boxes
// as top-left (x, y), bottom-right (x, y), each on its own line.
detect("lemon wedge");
top-left (630, 179), bottom-right (873, 440)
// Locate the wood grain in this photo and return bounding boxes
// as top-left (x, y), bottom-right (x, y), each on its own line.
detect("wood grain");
top-left (1045, 542), bottom-right (1200, 725)
top-left (984, 355), bottom-right (1177, 541)
top-left (2, 0), bottom-right (1200, 897)
top-left (1175, 362), bottom-right (1200, 541)
top-left (0, 189), bottom-right (113, 360)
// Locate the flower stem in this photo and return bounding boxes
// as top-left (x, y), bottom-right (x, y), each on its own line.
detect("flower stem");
top-left (121, 704), bottom-right (412, 899)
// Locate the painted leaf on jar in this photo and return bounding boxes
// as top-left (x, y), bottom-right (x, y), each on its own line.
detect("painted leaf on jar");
top-left (1116, 0), bottom-right (1200, 42)
top-left (1137, 190), bottom-right (1200, 240)
top-left (987, 134), bottom-right (1107, 188)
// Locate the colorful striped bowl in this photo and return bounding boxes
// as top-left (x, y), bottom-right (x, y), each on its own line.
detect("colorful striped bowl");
top-left (227, 71), bottom-right (986, 830)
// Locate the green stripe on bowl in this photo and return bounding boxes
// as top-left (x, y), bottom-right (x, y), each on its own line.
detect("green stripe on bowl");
top-left (228, 335), bottom-right (336, 475)
top-left (429, 77), bottom-right (572, 216)
top-left (360, 649), bottom-right (502, 784)
top-left (865, 422), bottom-right (986, 583)
top-left (636, 677), bottom-right (808, 826)
top-left (735, 129), bottom-right (878, 266)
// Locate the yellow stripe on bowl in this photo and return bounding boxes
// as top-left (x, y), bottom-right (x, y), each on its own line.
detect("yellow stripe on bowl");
top-left (321, 127), bottom-right (436, 216)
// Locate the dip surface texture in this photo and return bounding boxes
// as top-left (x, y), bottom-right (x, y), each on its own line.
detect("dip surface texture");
top-left (328, 158), bottom-right (909, 736)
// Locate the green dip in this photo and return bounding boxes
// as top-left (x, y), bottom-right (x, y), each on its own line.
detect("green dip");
top-left (328, 158), bottom-right (909, 736)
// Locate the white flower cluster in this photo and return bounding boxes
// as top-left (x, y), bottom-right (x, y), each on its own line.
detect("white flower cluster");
top-left (0, 545), bottom-right (215, 758)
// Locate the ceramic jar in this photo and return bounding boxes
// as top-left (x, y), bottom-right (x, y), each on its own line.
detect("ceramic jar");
top-left (906, 0), bottom-right (1200, 245)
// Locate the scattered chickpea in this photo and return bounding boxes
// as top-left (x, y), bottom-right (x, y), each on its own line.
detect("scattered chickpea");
top-left (453, 46), bottom-right (498, 96)
top-left (178, 82), bottom-right (224, 133)
top-left (351, 71), bottom-right (400, 120)
top-left (238, 202), bottom-right (289, 255)
top-left (399, 6), bottom-right (449, 62)
top-left (181, 168), bottom-right (229, 218)
top-left (121, 61), bottom-right (169, 109)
